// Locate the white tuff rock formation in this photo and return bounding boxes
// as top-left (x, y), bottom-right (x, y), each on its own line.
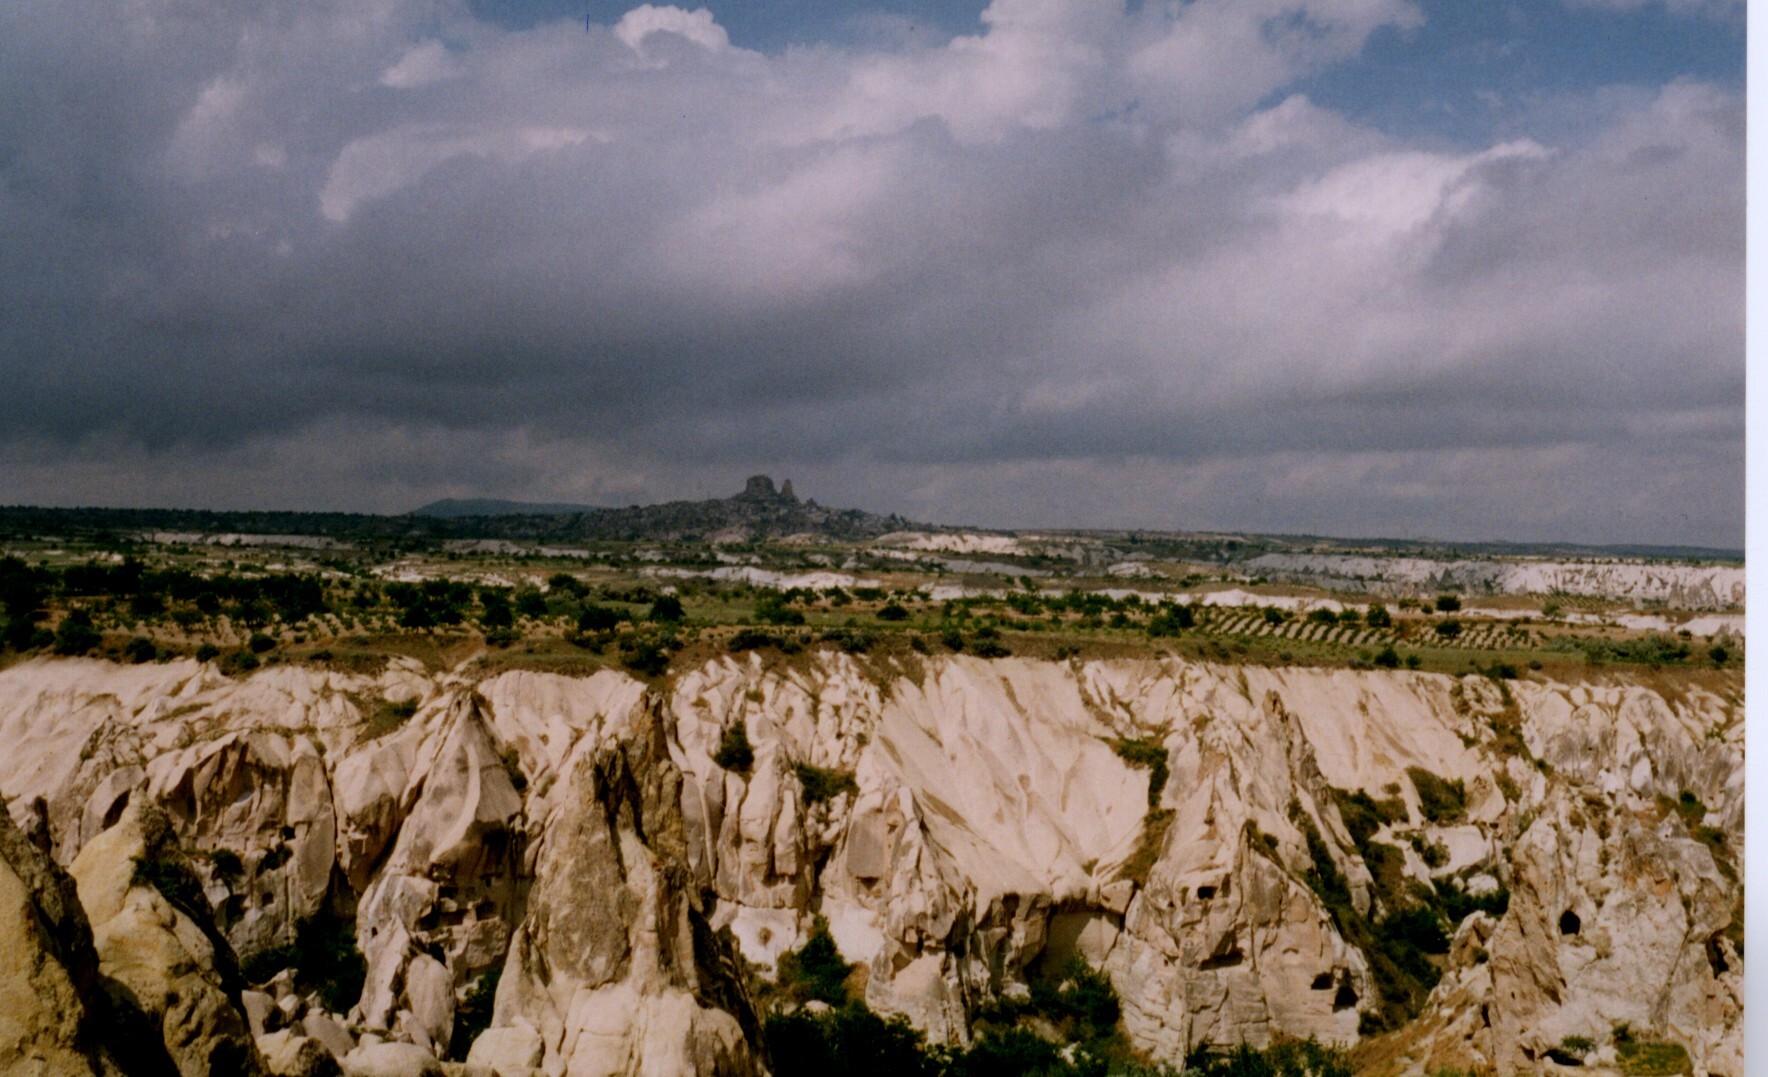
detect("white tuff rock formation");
top-left (0, 653), bottom-right (1743, 1075)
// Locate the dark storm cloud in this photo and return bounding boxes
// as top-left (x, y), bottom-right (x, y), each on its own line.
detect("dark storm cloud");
top-left (0, 0), bottom-right (1742, 545)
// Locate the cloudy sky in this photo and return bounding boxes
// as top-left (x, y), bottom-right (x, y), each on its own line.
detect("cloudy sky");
top-left (0, 0), bottom-right (1744, 546)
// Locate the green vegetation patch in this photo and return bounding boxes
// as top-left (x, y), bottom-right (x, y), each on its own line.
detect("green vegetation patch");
top-left (1113, 737), bottom-right (1170, 807)
top-left (775, 917), bottom-right (856, 1007)
top-left (1615, 1027), bottom-right (1691, 1076)
top-left (1330, 787), bottom-right (1405, 847)
top-left (1120, 809), bottom-right (1174, 886)
top-left (794, 762), bottom-right (858, 806)
top-left (714, 719), bottom-right (755, 774)
top-left (364, 696), bottom-right (419, 738)
top-left (1184, 1038), bottom-right (1354, 1077)
top-left (450, 967), bottom-right (502, 1060)
top-left (1406, 767), bottom-right (1467, 824)
top-left (238, 912), bottom-right (366, 1014)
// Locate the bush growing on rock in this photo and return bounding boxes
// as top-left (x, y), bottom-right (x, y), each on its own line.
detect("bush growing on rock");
top-left (1182, 1038), bottom-right (1354, 1077)
top-left (1407, 768), bottom-right (1467, 823)
top-left (794, 762), bottom-right (857, 806)
top-left (764, 1003), bottom-right (935, 1077)
top-left (621, 637), bottom-right (672, 676)
top-left (714, 720), bottom-right (754, 773)
top-left (1113, 738), bottom-right (1170, 807)
top-left (239, 912), bottom-right (366, 1013)
top-left (776, 916), bottom-right (854, 1006)
top-left (451, 968), bottom-right (501, 1060)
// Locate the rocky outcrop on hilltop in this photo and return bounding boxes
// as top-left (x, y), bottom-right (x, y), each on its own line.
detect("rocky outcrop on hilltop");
top-left (0, 654), bottom-right (1743, 1075)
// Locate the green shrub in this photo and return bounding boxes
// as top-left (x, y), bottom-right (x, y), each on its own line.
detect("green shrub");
top-left (714, 720), bottom-right (754, 773)
top-left (764, 1003), bottom-right (936, 1077)
top-left (876, 603), bottom-right (910, 622)
top-left (968, 625), bottom-right (1010, 658)
top-left (235, 909), bottom-right (370, 1011)
top-left (1615, 1031), bottom-right (1690, 1076)
top-left (207, 848), bottom-right (244, 881)
top-left (1378, 906), bottom-right (1450, 956)
top-left (1434, 594), bottom-right (1461, 612)
top-left (819, 627), bottom-right (875, 654)
top-left (1557, 1035), bottom-right (1595, 1061)
top-left (195, 642), bottom-right (221, 662)
top-left (366, 697), bottom-right (419, 737)
top-left (450, 968), bottom-right (501, 1060)
top-left (777, 917), bottom-right (853, 1006)
top-left (515, 589), bottom-right (548, 618)
top-left (1434, 619), bottom-right (1463, 639)
top-left (1407, 767), bottom-right (1467, 823)
top-left (756, 594), bottom-right (806, 626)
top-left (1580, 634), bottom-right (1690, 666)
top-left (124, 636), bottom-right (158, 663)
top-left (131, 852), bottom-right (204, 911)
top-left (1113, 738), bottom-right (1169, 807)
top-left (1364, 604), bottom-right (1392, 628)
top-left (794, 763), bottom-right (857, 806)
top-left (648, 594), bottom-right (685, 623)
top-left (239, 943), bottom-right (300, 985)
top-left (578, 604), bottom-right (622, 632)
top-left (1184, 1038), bottom-right (1354, 1077)
top-left (297, 913), bottom-right (367, 1013)
top-left (622, 638), bottom-right (671, 676)
top-left (53, 610), bottom-right (102, 655)
top-left (1438, 878), bottom-right (1509, 922)
top-left (728, 628), bottom-right (779, 652)
top-left (1372, 645), bottom-right (1400, 669)
top-left (248, 632), bottom-right (276, 653)
top-left (1331, 787), bottom-right (1405, 847)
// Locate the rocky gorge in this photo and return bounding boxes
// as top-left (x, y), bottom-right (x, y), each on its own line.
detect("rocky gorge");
top-left (0, 652), bottom-right (1742, 1076)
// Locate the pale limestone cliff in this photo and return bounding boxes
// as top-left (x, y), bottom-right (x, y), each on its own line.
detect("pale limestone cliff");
top-left (0, 653), bottom-right (1743, 1075)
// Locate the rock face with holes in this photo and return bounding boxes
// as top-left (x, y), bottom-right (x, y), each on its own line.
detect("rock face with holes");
top-left (0, 653), bottom-right (1744, 1075)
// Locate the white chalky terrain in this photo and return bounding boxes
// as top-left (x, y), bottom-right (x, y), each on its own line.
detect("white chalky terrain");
top-left (0, 653), bottom-right (1742, 1075)
top-left (1247, 554), bottom-right (1744, 610)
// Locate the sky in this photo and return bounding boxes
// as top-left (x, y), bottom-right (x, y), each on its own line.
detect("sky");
top-left (0, 0), bottom-right (1745, 546)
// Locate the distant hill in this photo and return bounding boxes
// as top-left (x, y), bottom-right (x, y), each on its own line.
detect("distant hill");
top-left (0, 476), bottom-right (917, 545)
top-left (458, 475), bottom-right (912, 543)
top-left (410, 498), bottom-right (602, 518)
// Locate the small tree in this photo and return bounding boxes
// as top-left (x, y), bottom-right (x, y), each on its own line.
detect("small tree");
top-left (578, 604), bottom-right (621, 632)
top-left (53, 609), bottom-right (102, 655)
top-left (648, 594), bottom-right (685, 623)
